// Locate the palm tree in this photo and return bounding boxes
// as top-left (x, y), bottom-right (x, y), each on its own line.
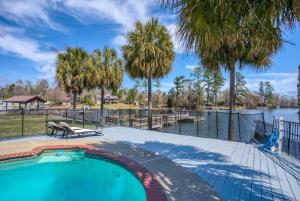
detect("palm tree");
top-left (56, 47), bottom-right (90, 109)
top-left (159, 0), bottom-right (296, 140)
top-left (123, 18), bottom-right (175, 129)
top-left (89, 47), bottom-right (123, 123)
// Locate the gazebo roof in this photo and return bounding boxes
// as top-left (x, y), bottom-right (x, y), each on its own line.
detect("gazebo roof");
top-left (3, 96), bottom-right (46, 103)
top-left (104, 94), bottom-right (119, 100)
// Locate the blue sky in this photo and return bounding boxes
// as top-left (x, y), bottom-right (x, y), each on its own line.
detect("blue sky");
top-left (0, 0), bottom-right (299, 96)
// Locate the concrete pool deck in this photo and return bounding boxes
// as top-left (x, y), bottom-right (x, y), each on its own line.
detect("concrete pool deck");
top-left (1, 127), bottom-right (299, 201)
top-left (0, 129), bottom-right (221, 201)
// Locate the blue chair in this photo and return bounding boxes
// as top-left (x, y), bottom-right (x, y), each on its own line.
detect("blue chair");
top-left (262, 130), bottom-right (279, 150)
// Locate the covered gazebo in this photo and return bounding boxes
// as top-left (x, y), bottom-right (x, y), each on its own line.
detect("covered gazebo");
top-left (3, 96), bottom-right (46, 110)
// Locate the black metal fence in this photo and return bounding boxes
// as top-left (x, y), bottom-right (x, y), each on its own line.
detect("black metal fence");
top-left (0, 108), bottom-right (265, 142)
top-left (273, 118), bottom-right (300, 160)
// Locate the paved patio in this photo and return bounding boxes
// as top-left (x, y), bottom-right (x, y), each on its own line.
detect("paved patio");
top-left (1, 127), bottom-right (299, 201)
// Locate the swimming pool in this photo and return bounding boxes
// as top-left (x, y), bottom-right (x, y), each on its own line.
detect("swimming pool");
top-left (0, 149), bottom-right (147, 201)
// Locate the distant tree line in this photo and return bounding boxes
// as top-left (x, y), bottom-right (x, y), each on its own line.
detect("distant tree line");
top-left (0, 71), bottom-right (297, 109)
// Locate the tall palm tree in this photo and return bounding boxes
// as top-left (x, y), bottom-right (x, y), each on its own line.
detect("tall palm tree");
top-left (89, 48), bottom-right (123, 123)
top-left (56, 47), bottom-right (90, 109)
top-left (123, 18), bottom-right (175, 129)
top-left (159, 0), bottom-right (296, 140)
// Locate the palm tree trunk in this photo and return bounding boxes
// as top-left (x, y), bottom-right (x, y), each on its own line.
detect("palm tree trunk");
top-left (148, 77), bottom-right (152, 130)
top-left (100, 87), bottom-right (105, 124)
top-left (73, 92), bottom-right (77, 110)
top-left (228, 64), bottom-right (236, 140)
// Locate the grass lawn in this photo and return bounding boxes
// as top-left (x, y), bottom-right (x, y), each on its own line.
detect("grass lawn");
top-left (0, 114), bottom-right (98, 138)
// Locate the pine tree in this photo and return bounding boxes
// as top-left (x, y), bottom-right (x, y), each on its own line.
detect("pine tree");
top-left (235, 72), bottom-right (249, 105)
top-left (264, 81), bottom-right (275, 106)
top-left (211, 70), bottom-right (224, 106)
top-left (203, 69), bottom-right (214, 107)
top-left (190, 66), bottom-right (204, 107)
top-left (259, 81), bottom-right (265, 106)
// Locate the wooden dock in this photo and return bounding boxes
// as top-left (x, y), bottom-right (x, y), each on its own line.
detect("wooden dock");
top-left (106, 113), bottom-right (205, 128)
top-left (104, 127), bottom-right (300, 201)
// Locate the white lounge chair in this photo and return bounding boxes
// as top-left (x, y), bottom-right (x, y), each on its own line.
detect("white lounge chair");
top-left (47, 122), bottom-right (66, 137)
top-left (59, 122), bottom-right (103, 138)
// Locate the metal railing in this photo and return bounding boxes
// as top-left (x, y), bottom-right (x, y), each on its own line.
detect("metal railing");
top-left (274, 119), bottom-right (300, 160)
top-left (0, 108), bottom-right (265, 143)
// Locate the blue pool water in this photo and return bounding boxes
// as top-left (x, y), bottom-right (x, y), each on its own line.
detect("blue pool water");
top-left (0, 151), bottom-right (146, 201)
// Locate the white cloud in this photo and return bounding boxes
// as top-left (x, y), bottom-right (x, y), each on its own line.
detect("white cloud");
top-left (159, 81), bottom-right (174, 92)
top-left (0, 0), bottom-right (62, 30)
top-left (165, 24), bottom-right (185, 54)
top-left (245, 72), bottom-right (297, 95)
top-left (0, 34), bottom-right (55, 63)
top-left (57, 0), bottom-right (153, 30)
top-left (0, 26), bottom-right (56, 79)
top-left (112, 35), bottom-right (127, 47)
top-left (246, 73), bottom-right (297, 78)
top-left (186, 64), bottom-right (198, 70)
top-left (220, 72), bottom-right (297, 96)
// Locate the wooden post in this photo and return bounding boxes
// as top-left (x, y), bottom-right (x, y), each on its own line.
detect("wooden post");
top-left (279, 117), bottom-right (284, 152)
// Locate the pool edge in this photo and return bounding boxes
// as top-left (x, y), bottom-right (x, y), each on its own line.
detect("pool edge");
top-left (0, 145), bottom-right (167, 201)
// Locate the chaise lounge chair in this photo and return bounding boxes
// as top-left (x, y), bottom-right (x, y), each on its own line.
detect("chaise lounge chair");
top-left (59, 122), bottom-right (103, 138)
top-left (47, 122), bottom-right (66, 137)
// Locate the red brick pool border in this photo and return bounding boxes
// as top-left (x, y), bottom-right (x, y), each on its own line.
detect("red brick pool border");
top-left (0, 145), bottom-right (167, 201)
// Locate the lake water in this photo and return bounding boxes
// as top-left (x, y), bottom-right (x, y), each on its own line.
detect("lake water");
top-left (240, 108), bottom-right (299, 123)
top-left (154, 108), bottom-right (299, 142)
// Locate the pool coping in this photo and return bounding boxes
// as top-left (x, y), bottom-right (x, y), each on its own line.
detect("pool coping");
top-left (0, 144), bottom-right (167, 201)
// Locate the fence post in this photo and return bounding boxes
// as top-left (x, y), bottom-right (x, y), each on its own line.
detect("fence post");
top-left (179, 110), bottom-right (181, 134)
top-left (96, 108), bottom-right (99, 129)
top-left (65, 109), bottom-right (68, 121)
top-left (208, 111), bottom-right (211, 136)
top-left (262, 112), bottom-right (266, 135)
top-left (82, 108), bottom-right (85, 128)
top-left (287, 121), bottom-right (291, 155)
top-left (21, 109), bottom-right (24, 136)
top-left (238, 112), bottom-right (241, 141)
top-left (45, 109), bottom-right (48, 135)
top-left (279, 117), bottom-right (284, 152)
top-left (216, 111), bottom-right (219, 138)
top-left (196, 111), bottom-right (199, 136)
top-left (119, 108), bottom-right (121, 126)
top-left (140, 110), bottom-right (142, 129)
top-left (128, 109), bottom-right (131, 127)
